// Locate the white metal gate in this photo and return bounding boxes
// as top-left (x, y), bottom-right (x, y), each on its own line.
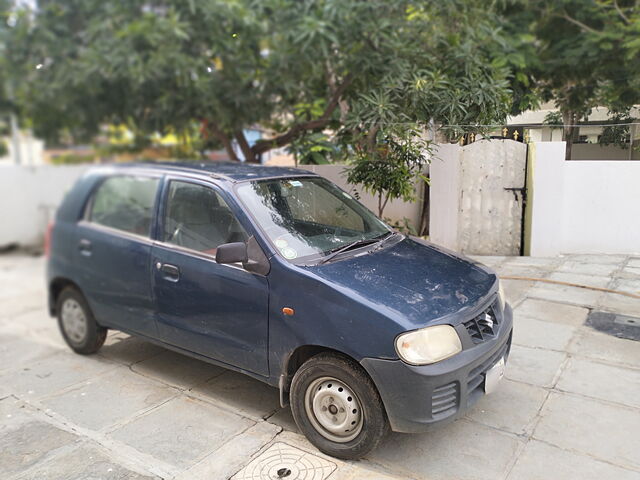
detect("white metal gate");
top-left (457, 139), bottom-right (527, 255)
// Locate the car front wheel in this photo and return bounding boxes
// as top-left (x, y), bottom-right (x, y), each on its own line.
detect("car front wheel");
top-left (290, 352), bottom-right (389, 460)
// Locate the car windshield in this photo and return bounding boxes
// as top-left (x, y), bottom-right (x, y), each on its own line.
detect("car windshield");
top-left (236, 177), bottom-right (391, 263)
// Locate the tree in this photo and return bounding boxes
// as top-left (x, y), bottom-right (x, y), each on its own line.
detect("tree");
top-left (11, 0), bottom-right (513, 165)
top-left (505, 1), bottom-right (640, 159)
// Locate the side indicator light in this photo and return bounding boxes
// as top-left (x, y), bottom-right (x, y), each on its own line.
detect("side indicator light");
top-left (282, 307), bottom-right (295, 316)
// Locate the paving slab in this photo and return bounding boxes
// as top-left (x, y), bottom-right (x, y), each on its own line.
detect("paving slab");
top-left (512, 316), bottom-right (576, 351)
top-left (568, 329), bottom-right (640, 369)
top-left (468, 255), bottom-right (506, 269)
top-left (192, 370), bottom-right (281, 420)
top-left (527, 283), bottom-right (603, 307)
top-left (465, 379), bottom-right (548, 435)
top-left (502, 256), bottom-right (561, 268)
top-left (0, 351), bottom-right (118, 400)
top-left (610, 277), bottom-right (640, 295)
top-left (0, 420), bottom-right (79, 477)
top-left (505, 345), bottom-right (566, 388)
top-left (131, 350), bottom-right (226, 390)
top-left (556, 357), bottom-right (640, 409)
top-left (178, 421), bottom-right (281, 480)
top-left (534, 392), bottom-right (640, 471)
top-left (497, 265), bottom-right (552, 277)
top-left (557, 261), bottom-right (620, 276)
top-left (18, 442), bottom-right (157, 480)
top-left (0, 396), bottom-right (34, 430)
top-left (329, 462), bottom-right (417, 480)
top-left (98, 335), bottom-right (167, 366)
top-left (500, 278), bottom-right (536, 306)
top-left (507, 439), bottom-right (640, 480)
top-left (369, 420), bottom-right (523, 480)
top-left (111, 395), bottom-right (254, 469)
top-left (547, 271), bottom-right (612, 288)
top-left (266, 406), bottom-right (299, 433)
top-left (0, 332), bottom-right (60, 374)
top-left (40, 367), bottom-right (176, 431)
top-left (513, 298), bottom-right (588, 326)
top-left (565, 254), bottom-right (628, 265)
top-left (617, 265), bottom-right (640, 279)
top-left (598, 291), bottom-right (640, 317)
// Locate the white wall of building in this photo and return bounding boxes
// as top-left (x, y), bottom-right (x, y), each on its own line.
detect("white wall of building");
top-left (529, 142), bottom-right (640, 255)
top-left (0, 165), bottom-right (88, 248)
top-left (0, 131), bottom-right (45, 166)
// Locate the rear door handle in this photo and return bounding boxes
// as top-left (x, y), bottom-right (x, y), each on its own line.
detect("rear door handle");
top-left (78, 239), bottom-right (92, 256)
top-left (156, 262), bottom-right (180, 282)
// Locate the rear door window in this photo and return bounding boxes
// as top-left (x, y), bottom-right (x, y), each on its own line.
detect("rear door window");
top-left (89, 176), bottom-right (159, 236)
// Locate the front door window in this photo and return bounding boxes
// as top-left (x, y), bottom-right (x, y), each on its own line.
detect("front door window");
top-left (162, 181), bottom-right (248, 257)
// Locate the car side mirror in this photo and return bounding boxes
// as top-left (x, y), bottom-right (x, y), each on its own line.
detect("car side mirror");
top-left (215, 242), bottom-right (248, 264)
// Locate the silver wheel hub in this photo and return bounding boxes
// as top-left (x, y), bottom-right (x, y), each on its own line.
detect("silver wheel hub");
top-left (61, 298), bottom-right (87, 344)
top-left (304, 377), bottom-right (363, 443)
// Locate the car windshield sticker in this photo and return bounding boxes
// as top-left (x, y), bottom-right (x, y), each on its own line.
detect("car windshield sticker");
top-left (288, 180), bottom-right (303, 187)
top-left (281, 247), bottom-right (298, 259)
top-left (274, 238), bottom-right (288, 248)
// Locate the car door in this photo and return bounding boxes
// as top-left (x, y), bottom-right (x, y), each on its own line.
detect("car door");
top-left (76, 174), bottom-right (161, 336)
top-left (151, 177), bottom-right (270, 376)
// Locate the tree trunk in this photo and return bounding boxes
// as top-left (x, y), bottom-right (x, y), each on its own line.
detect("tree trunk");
top-left (208, 120), bottom-right (239, 162)
top-left (378, 192), bottom-right (390, 218)
top-left (562, 110), bottom-right (576, 160)
top-left (234, 130), bottom-right (260, 163)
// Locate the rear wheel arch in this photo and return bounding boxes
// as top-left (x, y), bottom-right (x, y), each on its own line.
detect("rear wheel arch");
top-left (49, 277), bottom-right (83, 315)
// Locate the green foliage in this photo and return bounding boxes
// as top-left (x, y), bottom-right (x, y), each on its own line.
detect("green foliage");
top-left (543, 111), bottom-right (563, 127)
top-left (8, 1), bottom-right (513, 150)
top-left (287, 132), bottom-right (336, 165)
top-left (505, 1), bottom-right (640, 134)
top-left (0, 138), bottom-right (7, 157)
top-left (345, 127), bottom-right (429, 217)
top-left (599, 108), bottom-right (636, 150)
top-left (50, 153), bottom-right (95, 165)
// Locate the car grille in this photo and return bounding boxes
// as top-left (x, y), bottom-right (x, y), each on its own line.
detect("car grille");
top-left (431, 381), bottom-right (459, 417)
top-left (463, 306), bottom-right (498, 344)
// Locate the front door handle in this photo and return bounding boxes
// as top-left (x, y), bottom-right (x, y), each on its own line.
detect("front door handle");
top-left (78, 239), bottom-right (92, 256)
top-left (156, 262), bottom-right (180, 282)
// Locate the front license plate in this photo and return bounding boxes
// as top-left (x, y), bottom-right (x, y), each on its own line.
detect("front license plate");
top-left (484, 356), bottom-right (505, 394)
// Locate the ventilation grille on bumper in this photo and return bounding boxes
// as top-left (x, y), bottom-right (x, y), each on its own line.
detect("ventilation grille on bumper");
top-left (464, 306), bottom-right (498, 344)
top-left (431, 381), bottom-right (459, 417)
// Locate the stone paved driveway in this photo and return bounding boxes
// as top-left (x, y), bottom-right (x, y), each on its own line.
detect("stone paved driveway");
top-left (1, 253), bottom-right (639, 480)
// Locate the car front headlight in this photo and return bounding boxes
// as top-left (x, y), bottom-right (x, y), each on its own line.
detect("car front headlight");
top-left (498, 280), bottom-right (506, 312)
top-left (395, 325), bottom-right (462, 365)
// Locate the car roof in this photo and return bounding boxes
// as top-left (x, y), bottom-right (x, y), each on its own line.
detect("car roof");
top-left (112, 161), bottom-right (316, 182)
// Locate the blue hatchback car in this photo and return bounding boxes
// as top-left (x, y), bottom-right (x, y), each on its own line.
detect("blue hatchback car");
top-left (46, 162), bottom-right (512, 459)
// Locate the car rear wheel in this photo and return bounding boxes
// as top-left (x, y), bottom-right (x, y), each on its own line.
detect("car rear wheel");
top-left (56, 287), bottom-right (106, 354)
top-left (290, 352), bottom-right (389, 460)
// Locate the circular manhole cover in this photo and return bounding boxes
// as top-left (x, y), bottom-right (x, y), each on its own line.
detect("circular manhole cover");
top-left (233, 442), bottom-right (336, 480)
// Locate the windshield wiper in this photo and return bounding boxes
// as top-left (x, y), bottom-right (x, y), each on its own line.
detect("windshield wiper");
top-left (318, 238), bottom-right (382, 265)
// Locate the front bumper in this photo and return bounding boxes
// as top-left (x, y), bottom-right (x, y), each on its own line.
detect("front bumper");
top-left (361, 303), bottom-right (513, 433)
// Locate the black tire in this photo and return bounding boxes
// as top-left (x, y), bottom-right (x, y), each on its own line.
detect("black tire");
top-left (290, 352), bottom-right (389, 460)
top-left (56, 286), bottom-right (107, 354)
